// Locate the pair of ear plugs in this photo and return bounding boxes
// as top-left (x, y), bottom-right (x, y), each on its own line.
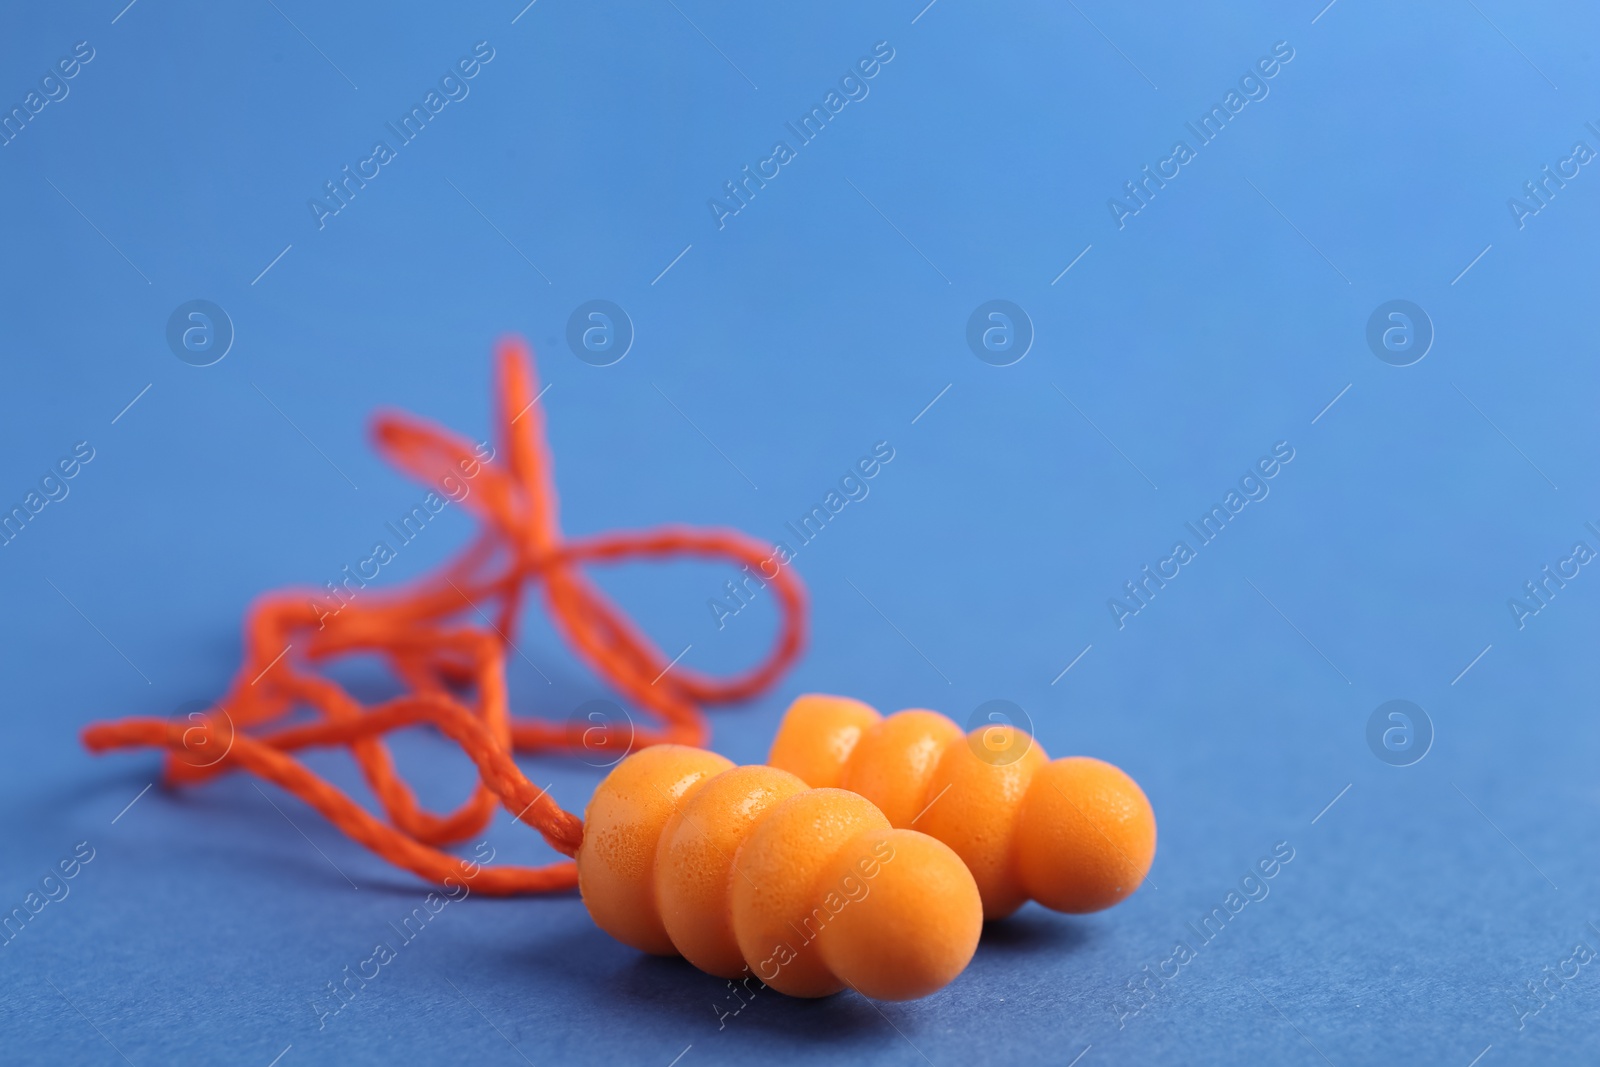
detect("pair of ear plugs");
top-left (578, 694), bottom-right (1156, 1000)
top-left (74, 344), bottom-right (1146, 1005)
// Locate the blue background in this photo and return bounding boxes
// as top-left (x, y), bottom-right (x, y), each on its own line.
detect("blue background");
top-left (2, 1), bottom-right (1597, 1064)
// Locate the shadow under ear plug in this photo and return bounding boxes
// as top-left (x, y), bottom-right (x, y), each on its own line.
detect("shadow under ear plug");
top-left (578, 745), bottom-right (983, 1001)
top-left (768, 695), bottom-right (1156, 919)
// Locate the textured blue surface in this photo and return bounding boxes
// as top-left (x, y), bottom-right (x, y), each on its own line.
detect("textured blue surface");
top-left (2, 2), bottom-right (1598, 1064)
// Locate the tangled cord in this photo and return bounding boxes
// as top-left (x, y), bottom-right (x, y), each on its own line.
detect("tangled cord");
top-left (81, 338), bottom-right (807, 895)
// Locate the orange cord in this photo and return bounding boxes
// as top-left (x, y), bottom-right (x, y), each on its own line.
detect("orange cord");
top-left (81, 338), bottom-right (807, 895)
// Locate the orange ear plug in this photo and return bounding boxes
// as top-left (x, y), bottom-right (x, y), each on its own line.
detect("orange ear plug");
top-left (768, 695), bottom-right (1156, 919)
top-left (578, 745), bottom-right (983, 1000)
